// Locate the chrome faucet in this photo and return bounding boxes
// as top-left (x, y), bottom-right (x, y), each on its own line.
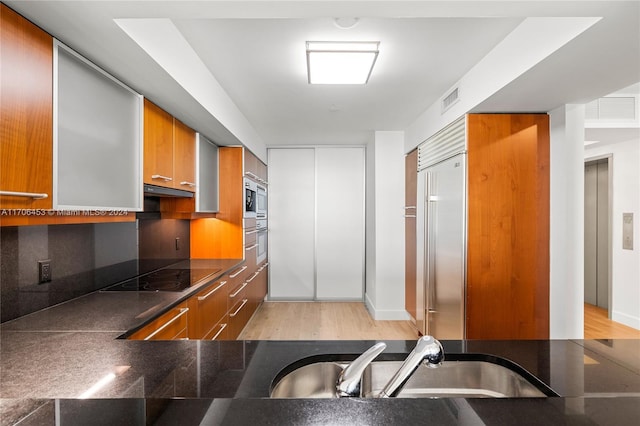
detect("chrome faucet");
top-left (378, 335), bottom-right (444, 398)
top-left (336, 342), bottom-right (387, 397)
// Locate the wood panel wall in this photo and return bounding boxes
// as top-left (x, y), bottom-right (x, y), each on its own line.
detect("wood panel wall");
top-left (466, 114), bottom-right (550, 339)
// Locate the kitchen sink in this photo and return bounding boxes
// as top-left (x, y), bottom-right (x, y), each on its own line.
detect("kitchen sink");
top-left (270, 355), bottom-right (557, 399)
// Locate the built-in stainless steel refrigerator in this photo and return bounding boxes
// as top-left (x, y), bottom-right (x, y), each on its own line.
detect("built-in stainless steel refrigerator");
top-left (416, 153), bottom-right (466, 339)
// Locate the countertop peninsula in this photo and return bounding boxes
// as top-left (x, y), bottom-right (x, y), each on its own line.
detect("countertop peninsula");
top-left (1, 260), bottom-right (639, 425)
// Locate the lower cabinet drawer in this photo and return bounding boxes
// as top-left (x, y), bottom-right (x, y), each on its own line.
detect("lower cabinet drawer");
top-left (188, 278), bottom-right (228, 339)
top-left (203, 316), bottom-right (229, 341)
top-left (128, 303), bottom-right (189, 340)
top-left (227, 297), bottom-right (251, 339)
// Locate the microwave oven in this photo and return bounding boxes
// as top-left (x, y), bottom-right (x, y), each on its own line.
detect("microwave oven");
top-left (244, 178), bottom-right (257, 218)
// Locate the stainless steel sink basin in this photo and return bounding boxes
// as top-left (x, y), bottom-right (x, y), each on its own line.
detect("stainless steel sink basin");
top-left (270, 356), bottom-right (556, 399)
top-left (361, 360), bottom-right (547, 398)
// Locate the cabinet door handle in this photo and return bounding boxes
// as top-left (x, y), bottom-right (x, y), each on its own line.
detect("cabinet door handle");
top-left (180, 181), bottom-right (196, 187)
top-left (245, 244), bottom-right (258, 251)
top-left (143, 307), bottom-right (189, 341)
top-left (151, 174), bottom-right (173, 182)
top-left (0, 191), bottom-right (49, 199)
top-left (246, 272), bottom-right (259, 283)
top-left (229, 265), bottom-right (248, 278)
top-left (230, 299), bottom-right (248, 317)
top-left (245, 230), bottom-right (258, 235)
top-left (229, 282), bottom-right (248, 298)
top-left (245, 172), bottom-right (258, 179)
top-left (210, 323), bottom-right (227, 340)
top-left (197, 281), bottom-right (227, 301)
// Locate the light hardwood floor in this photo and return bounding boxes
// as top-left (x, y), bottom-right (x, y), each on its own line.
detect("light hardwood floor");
top-left (237, 302), bottom-right (418, 340)
top-left (238, 301), bottom-right (640, 340)
top-left (584, 303), bottom-right (640, 339)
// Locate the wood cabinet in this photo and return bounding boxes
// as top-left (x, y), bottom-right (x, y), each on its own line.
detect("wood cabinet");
top-left (128, 302), bottom-right (189, 340)
top-left (187, 278), bottom-right (228, 339)
top-left (244, 148), bottom-right (267, 183)
top-left (0, 4), bottom-right (53, 210)
top-left (404, 149), bottom-right (418, 323)
top-left (466, 114), bottom-right (550, 340)
top-left (144, 99), bottom-right (196, 191)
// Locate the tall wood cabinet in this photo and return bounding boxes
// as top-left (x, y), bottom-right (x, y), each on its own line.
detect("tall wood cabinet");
top-left (0, 4), bottom-right (53, 210)
top-left (404, 149), bottom-right (418, 323)
top-left (466, 114), bottom-right (549, 339)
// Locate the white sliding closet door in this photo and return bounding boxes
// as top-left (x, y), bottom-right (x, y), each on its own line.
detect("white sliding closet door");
top-left (268, 148), bottom-right (316, 299)
top-left (268, 147), bottom-right (365, 300)
top-left (315, 147), bottom-right (365, 299)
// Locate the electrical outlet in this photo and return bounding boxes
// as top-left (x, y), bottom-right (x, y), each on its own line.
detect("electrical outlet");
top-left (38, 260), bottom-right (52, 283)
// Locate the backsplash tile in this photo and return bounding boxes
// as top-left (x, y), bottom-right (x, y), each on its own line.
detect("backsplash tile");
top-left (0, 218), bottom-right (190, 323)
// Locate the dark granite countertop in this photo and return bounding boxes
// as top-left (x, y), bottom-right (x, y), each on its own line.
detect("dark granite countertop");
top-left (1, 261), bottom-right (639, 424)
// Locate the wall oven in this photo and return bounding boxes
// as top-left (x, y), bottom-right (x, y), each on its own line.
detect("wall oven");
top-left (244, 177), bottom-right (257, 218)
top-left (256, 219), bottom-right (267, 264)
top-left (256, 184), bottom-right (267, 219)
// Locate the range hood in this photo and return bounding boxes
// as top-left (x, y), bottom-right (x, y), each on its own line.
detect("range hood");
top-left (143, 184), bottom-right (194, 198)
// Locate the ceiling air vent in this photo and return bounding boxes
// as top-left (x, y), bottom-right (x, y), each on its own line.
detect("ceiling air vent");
top-left (441, 86), bottom-right (460, 114)
top-left (585, 96), bottom-right (637, 120)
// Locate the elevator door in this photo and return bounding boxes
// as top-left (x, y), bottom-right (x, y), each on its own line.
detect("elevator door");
top-left (584, 159), bottom-right (609, 309)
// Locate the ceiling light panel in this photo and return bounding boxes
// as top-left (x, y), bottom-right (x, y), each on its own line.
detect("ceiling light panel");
top-left (306, 41), bottom-right (379, 85)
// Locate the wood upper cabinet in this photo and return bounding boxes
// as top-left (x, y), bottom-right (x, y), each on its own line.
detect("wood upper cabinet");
top-left (404, 149), bottom-right (418, 323)
top-left (143, 99), bottom-right (195, 191)
top-left (0, 4), bottom-right (53, 210)
top-left (173, 118), bottom-right (196, 190)
top-left (466, 114), bottom-right (550, 340)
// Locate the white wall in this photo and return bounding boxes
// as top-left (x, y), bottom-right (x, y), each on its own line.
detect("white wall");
top-left (365, 131), bottom-right (409, 320)
top-left (549, 104), bottom-right (585, 339)
top-left (585, 137), bottom-right (640, 329)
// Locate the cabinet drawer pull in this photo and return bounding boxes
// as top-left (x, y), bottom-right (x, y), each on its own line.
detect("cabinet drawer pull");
top-left (404, 206), bottom-right (416, 210)
top-left (210, 323), bottom-right (227, 340)
top-left (245, 230), bottom-right (258, 235)
top-left (197, 281), bottom-right (227, 301)
top-left (0, 191), bottom-right (49, 199)
top-left (143, 307), bottom-right (189, 341)
top-left (404, 214), bottom-right (417, 218)
top-left (246, 272), bottom-right (259, 283)
top-left (230, 299), bottom-right (248, 317)
top-left (245, 244), bottom-right (258, 251)
top-left (229, 282), bottom-right (248, 298)
top-left (229, 265), bottom-right (247, 278)
top-left (151, 174), bottom-right (173, 182)
top-left (180, 181), bottom-right (196, 187)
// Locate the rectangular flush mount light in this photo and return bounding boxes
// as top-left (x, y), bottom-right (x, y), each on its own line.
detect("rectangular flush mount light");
top-left (306, 41), bottom-right (379, 84)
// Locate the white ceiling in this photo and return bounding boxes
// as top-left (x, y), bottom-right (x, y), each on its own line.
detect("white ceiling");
top-left (5, 1), bottom-right (640, 152)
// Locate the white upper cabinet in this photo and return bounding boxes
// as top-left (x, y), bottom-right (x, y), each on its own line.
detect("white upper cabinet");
top-left (54, 41), bottom-right (143, 211)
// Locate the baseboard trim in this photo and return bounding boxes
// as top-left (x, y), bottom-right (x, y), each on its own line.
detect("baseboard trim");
top-left (612, 310), bottom-right (640, 330)
top-left (364, 293), bottom-right (411, 321)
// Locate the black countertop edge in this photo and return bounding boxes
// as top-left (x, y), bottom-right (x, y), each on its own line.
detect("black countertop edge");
top-left (3, 396), bottom-right (640, 426)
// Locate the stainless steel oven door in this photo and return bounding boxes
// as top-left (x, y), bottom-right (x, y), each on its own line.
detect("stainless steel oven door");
top-left (256, 220), bottom-right (267, 264)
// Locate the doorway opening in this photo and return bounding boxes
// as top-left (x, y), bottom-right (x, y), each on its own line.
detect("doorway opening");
top-left (584, 156), bottom-right (612, 317)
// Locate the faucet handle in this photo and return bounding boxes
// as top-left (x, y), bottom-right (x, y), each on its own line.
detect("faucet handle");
top-left (417, 335), bottom-right (444, 367)
top-left (336, 342), bottom-right (387, 397)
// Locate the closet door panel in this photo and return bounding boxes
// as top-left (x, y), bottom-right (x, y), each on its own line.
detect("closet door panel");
top-left (267, 148), bottom-right (316, 299)
top-left (315, 147), bottom-right (365, 300)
